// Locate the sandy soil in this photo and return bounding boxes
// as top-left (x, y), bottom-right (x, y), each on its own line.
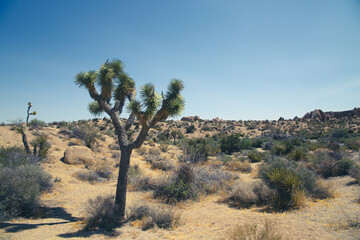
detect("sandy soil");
top-left (0, 125), bottom-right (359, 240)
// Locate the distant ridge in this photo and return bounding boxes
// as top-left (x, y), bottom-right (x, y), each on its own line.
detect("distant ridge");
top-left (300, 107), bottom-right (360, 121)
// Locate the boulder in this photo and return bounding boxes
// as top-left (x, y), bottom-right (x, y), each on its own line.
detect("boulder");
top-left (63, 146), bottom-right (94, 165)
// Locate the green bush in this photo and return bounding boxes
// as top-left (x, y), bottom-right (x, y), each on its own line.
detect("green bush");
top-left (289, 148), bottom-right (307, 161)
top-left (247, 150), bottom-right (264, 163)
top-left (259, 158), bottom-right (316, 211)
top-left (220, 134), bottom-right (252, 154)
top-left (31, 134), bottom-right (51, 158)
top-left (345, 138), bottom-right (360, 151)
top-left (0, 147), bottom-right (52, 220)
top-left (180, 138), bottom-right (219, 163)
top-left (185, 124), bottom-right (196, 133)
top-left (309, 151), bottom-right (354, 178)
top-left (28, 119), bottom-right (47, 128)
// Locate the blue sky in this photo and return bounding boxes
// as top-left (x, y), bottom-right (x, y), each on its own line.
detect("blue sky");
top-left (0, 0), bottom-right (359, 122)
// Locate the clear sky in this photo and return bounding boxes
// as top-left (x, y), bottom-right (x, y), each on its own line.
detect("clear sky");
top-left (0, 0), bottom-right (359, 123)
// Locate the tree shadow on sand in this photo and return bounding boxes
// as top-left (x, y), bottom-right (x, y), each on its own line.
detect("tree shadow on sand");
top-left (0, 207), bottom-right (77, 233)
top-left (57, 229), bottom-right (121, 238)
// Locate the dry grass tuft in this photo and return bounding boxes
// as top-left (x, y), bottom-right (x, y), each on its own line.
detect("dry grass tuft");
top-left (227, 219), bottom-right (282, 240)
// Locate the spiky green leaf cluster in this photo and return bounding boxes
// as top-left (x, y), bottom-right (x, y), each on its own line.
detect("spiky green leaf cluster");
top-left (115, 73), bottom-right (135, 102)
top-left (75, 71), bottom-right (97, 89)
top-left (141, 83), bottom-right (160, 118)
top-left (88, 101), bottom-right (104, 116)
top-left (163, 79), bottom-right (185, 117)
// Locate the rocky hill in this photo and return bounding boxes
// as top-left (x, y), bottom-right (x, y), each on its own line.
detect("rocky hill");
top-left (301, 107), bottom-right (360, 121)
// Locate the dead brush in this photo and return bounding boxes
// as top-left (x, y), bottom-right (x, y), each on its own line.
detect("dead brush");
top-left (127, 204), bottom-right (180, 230)
top-left (225, 160), bottom-right (252, 173)
top-left (223, 180), bottom-right (272, 208)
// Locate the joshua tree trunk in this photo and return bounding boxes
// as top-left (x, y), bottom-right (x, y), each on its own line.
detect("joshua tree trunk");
top-left (21, 130), bottom-right (30, 154)
top-left (114, 147), bottom-right (132, 219)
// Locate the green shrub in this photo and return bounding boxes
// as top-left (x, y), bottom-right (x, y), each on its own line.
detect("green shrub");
top-left (0, 147), bottom-right (52, 221)
top-left (289, 148), bottom-right (307, 161)
top-left (331, 128), bottom-right (349, 139)
top-left (247, 150), bottom-right (264, 163)
top-left (259, 158), bottom-right (316, 211)
top-left (345, 138), bottom-right (360, 151)
top-left (185, 124), bottom-right (196, 133)
top-left (180, 138), bottom-right (219, 163)
top-left (309, 151), bottom-right (354, 178)
top-left (28, 119), bottom-right (47, 128)
top-left (31, 134), bottom-right (51, 158)
top-left (271, 144), bottom-right (286, 156)
top-left (220, 134), bottom-right (252, 154)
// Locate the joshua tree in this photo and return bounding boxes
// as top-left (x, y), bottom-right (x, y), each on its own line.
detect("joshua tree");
top-left (75, 59), bottom-right (184, 219)
top-left (171, 129), bottom-right (181, 145)
top-left (17, 102), bottom-right (37, 153)
top-left (26, 102), bottom-right (37, 126)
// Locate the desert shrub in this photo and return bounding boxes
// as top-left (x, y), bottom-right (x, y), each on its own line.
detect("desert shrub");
top-left (0, 156), bottom-right (52, 221)
top-left (127, 204), bottom-right (180, 230)
top-left (28, 118), bottom-right (47, 128)
top-left (0, 146), bottom-right (33, 167)
top-left (271, 144), bottom-right (286, 156)
top-left (227, 219), bottom-right (282, 240)
top-left (349, 164), bottom-right (360, 182)
top-left (220, 133), bottom-right (242, 154)
top-left (225, 161), bottom-right (252, 173)
top-left (192, 166), bottom-right (234, 195)
top-left (289, 148), bottom-right (307, 161)
top-left (218, 154), bottom-right (233, 164)
top-left (185, 124), bottom-right (196, 133)
top-left (154, 164), bottom-right (234, 202)
top-left (221, 135), bottom-right (253, 154)
top-left (84, 195), bottom-right (120, 231)
top-left (345, 138), bottom-right (360, 151)
top-left (312, 179), bottom-right (336, 199)
top-left (251, 137), bottom-right (265, 148)
top-left (136, 146), bottom-right (147, 155)
top-left (76, 167), bottom-right (112, 183)
top-left (331, 128), bottom-right (349, 139)
top-left (144, 152), bottom-right (174, 171)
top-left (159, 143), bottom-right (170, 152)
top-left (224, 180), bottom-right (272, 208)
top-left (70, 123), bottom-right (100, 149)
top-left (309, 151), bottom-right (354, 178)
top-left (247, 150), bottom-right (265, 163)
top-left (31, 134), bottom-right (51, 158)
top-left (180, 138), bottom-right (219, 163)
top-left (259, 158), bottom-right (316, 211)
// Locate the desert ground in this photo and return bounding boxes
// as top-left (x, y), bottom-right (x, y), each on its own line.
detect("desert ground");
top-left (0, 116), bottom-right (360, 240)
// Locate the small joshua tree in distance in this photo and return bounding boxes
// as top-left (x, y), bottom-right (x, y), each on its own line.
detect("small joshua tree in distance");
top-left (26, 102), bottom-right (37, 126)
top-left (75, 59), bottom-right (184, 220)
